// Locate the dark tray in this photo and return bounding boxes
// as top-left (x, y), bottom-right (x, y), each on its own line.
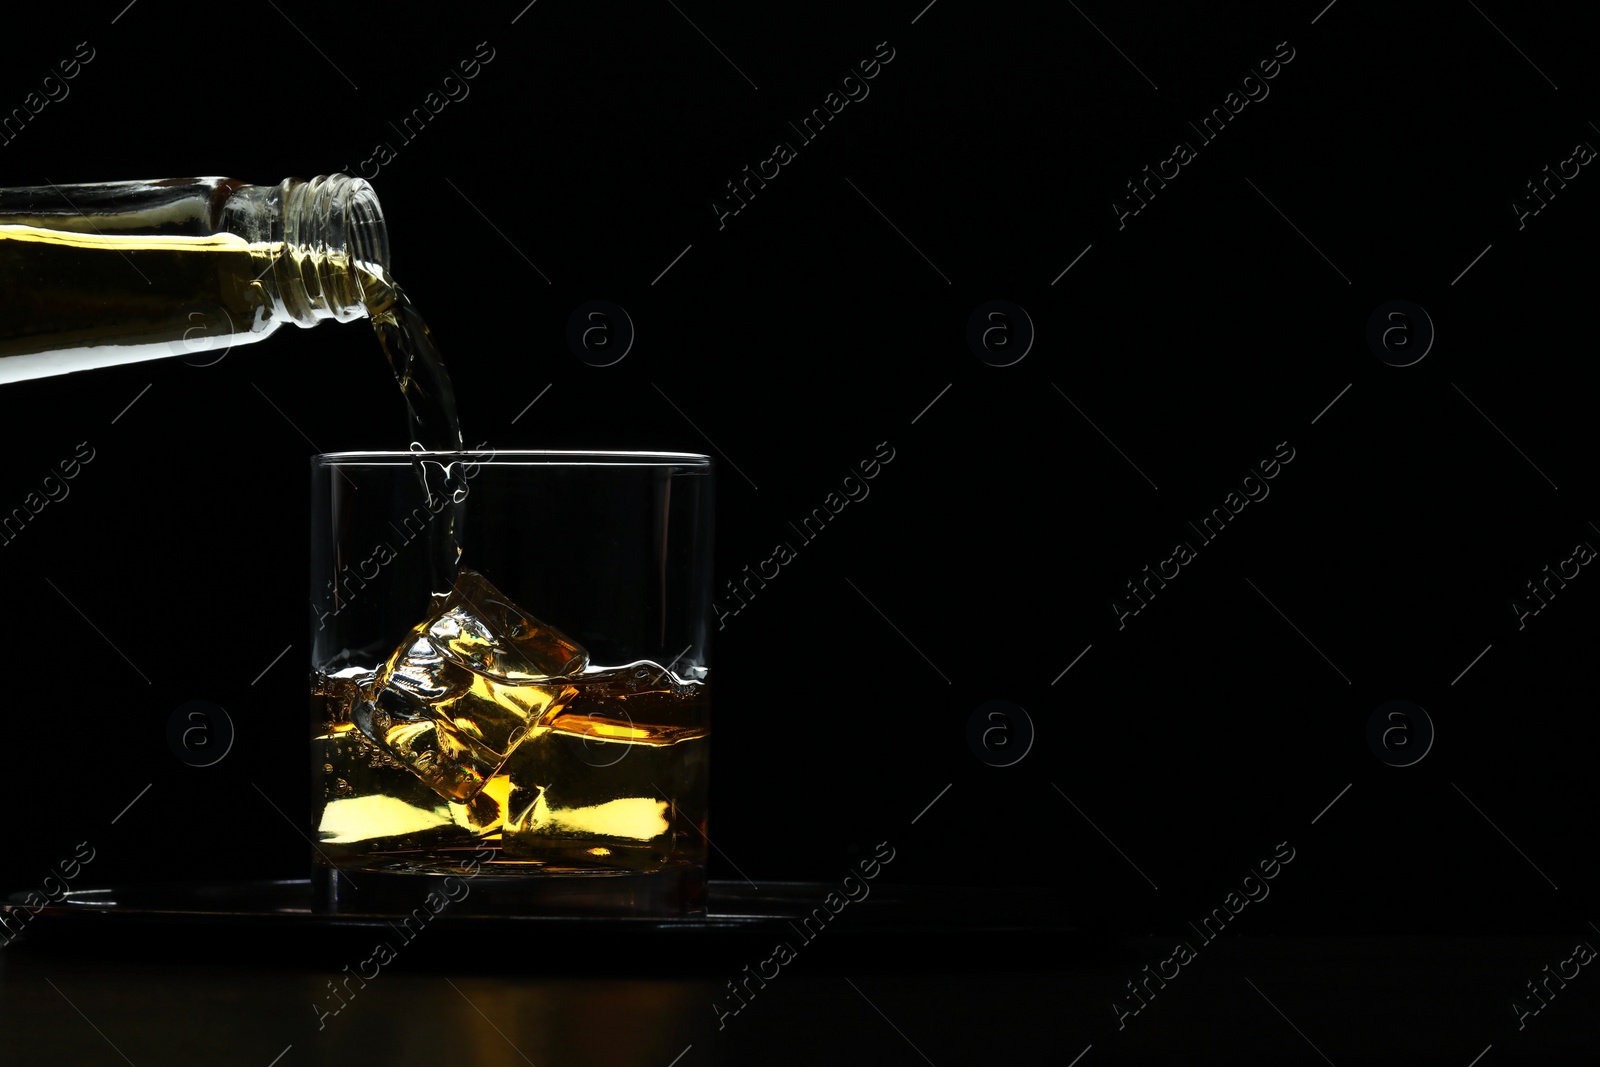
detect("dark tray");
top-left (2, 879), bottom-right (1111, 973)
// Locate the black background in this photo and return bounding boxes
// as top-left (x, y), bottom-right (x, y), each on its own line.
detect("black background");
top-left (2, 0), bottom-right (1598, 1047)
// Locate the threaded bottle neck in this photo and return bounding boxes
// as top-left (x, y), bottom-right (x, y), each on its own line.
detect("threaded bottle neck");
top-left (222, 174), bottom-right (389, 327)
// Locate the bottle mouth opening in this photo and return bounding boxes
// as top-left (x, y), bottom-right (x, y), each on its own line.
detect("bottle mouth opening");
top-left (273, 174), bottom-right (390, 323)
top-left (329, 175), bottom-right (390, 275)
top-left (294, 174), bottom-right (390, 273)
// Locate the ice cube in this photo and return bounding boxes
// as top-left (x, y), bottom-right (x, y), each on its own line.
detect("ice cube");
top-left (354, 568), bottom-right (586, 803)
top-left (499, 658), bottom-right (707, 840)
top-left (313, 724), bottom-right (503, 848)
top-left (549, 659), bottom-right (707, 741)
top-left (429, 568), bottom-right (588, 681)
top-left (312, 665), bottom-right (377, 728)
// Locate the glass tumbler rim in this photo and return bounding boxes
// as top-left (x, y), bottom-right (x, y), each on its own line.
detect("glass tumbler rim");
top-left (312, 449), bottom-right (712, 468)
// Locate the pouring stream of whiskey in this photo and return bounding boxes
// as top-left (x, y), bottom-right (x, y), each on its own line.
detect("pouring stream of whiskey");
top-left (358, 264), bottom-right (467, 596)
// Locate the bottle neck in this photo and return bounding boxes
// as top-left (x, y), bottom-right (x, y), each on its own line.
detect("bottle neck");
top-left (222, 175), bottom-right (389, 327)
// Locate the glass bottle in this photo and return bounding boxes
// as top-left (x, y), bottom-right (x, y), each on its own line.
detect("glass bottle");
top-left (0, 175), bottom-right (388, 384)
